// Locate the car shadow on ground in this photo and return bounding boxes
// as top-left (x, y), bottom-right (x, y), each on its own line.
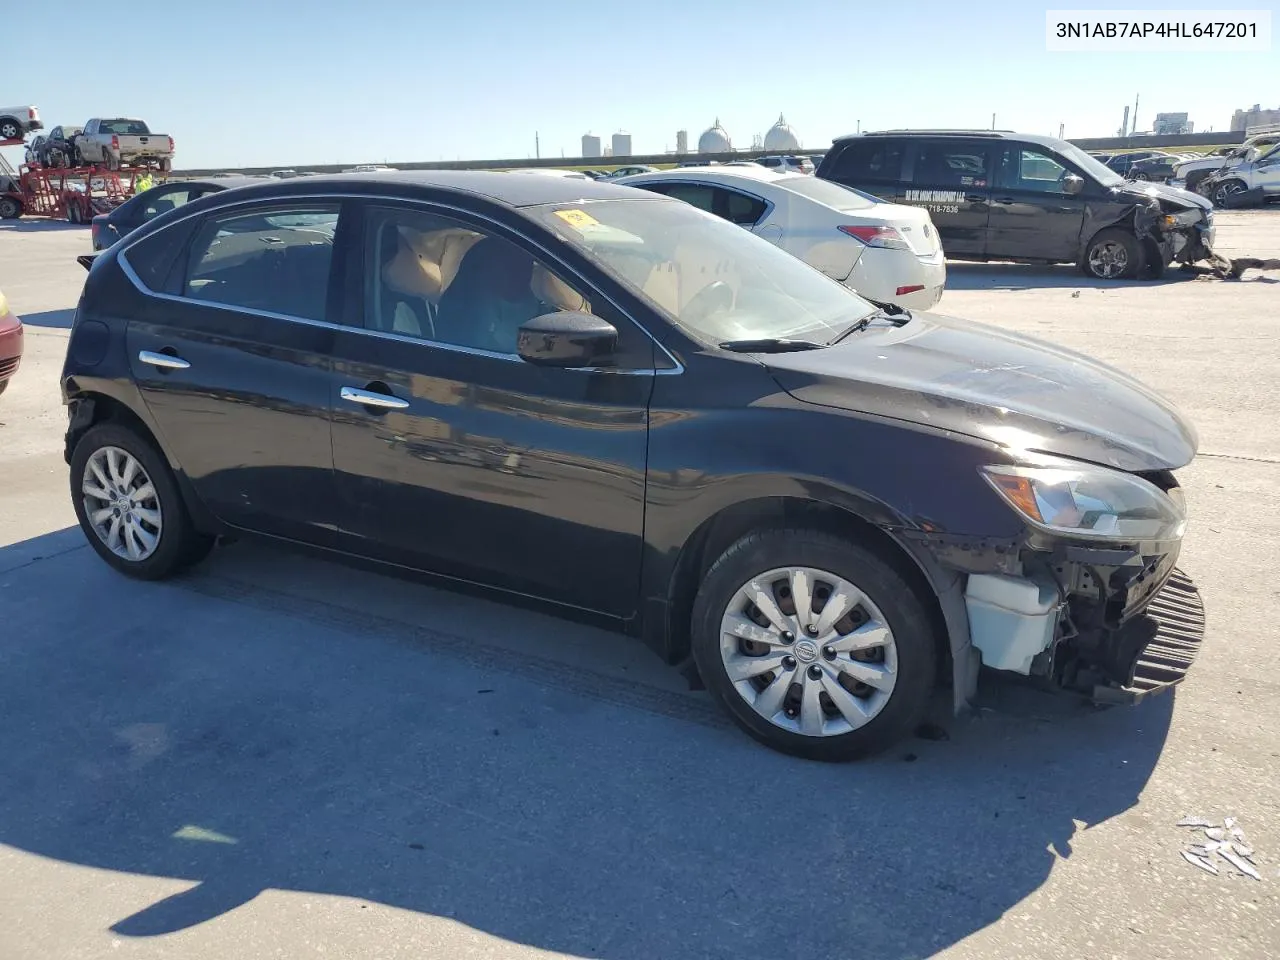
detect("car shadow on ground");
top-left (944, 261), bottom-right (1205, 291)
top-left (17, 308), bottom-right (75, 329)
top-left (0, 528), bottom-right (1175, 959)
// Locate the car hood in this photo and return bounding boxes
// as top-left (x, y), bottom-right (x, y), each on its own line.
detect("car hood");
top-left (1112, 179), bottom-right (1212, 212)
top-left (763, 312), bottom-right (1198, 472)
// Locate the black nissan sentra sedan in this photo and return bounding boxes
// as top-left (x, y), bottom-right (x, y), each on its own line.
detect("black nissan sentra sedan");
top-left (61, 171), bottom-right (1203, 760)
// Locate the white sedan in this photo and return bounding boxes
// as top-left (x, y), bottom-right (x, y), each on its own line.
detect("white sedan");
top-left (614, 166), bottom-right (946, 309)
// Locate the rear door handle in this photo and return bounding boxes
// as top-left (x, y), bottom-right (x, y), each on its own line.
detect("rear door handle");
top-left (138, 350), bottom-right (190, 370)
top-left (993, 196), bottom-right (1016, 204)
top-left (965, 194), bottom-right (987, 203)
top-left (340, 386), bottom-right (409, 410)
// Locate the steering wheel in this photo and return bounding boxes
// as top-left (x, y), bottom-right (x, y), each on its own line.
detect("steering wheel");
top-left (682, 280), bottom-right (734, 325)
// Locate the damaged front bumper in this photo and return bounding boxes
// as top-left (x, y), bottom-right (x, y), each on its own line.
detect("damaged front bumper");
top-left (907, 491), bottom-right (1206, 707)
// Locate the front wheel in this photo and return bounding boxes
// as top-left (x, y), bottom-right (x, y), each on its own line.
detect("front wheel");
top-left (1130, 171), bottom-right (1149, 181)
top-left (1213, 179), bottom-right (1248, 207)
top-left (1081, 227), bottom-right (1140, 280)
top-left (0, 196), bottom-right (20, 219)
top-left (0, 119), bottom-right (20, 140)
top-left (691, 529), bottom-right (938, 761)
top-left (70, 422), bottom-right (214, 580)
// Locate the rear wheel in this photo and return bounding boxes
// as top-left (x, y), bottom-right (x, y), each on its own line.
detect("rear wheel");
top-left (1081, 227), bottom-right (1140, 280)
top-left (0, 118), bottom-right (20, 140)
top-left (70, 422), bottom-right (214, 580)
top-left (691, 528), bottom-right (937, 761)
top-left (1131, 171), bottom-right (1149, 181)
top-left (0, 196), bottom-right (20, 219)
top-left (159, 158), bottom-right (172, 173)
top-left (105, 152), bottom-right (120, 172)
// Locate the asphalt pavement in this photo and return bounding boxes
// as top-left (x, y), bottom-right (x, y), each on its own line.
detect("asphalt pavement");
top-left (1, 212), bottom-right (1277, 959)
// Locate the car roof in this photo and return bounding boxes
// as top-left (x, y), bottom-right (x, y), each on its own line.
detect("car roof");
top-left (831, 129), bottom-right (1071, 151)
top-left (180, 169), bottom-right (651, 208)
top-left (619, 165), bottom-right (801, 186)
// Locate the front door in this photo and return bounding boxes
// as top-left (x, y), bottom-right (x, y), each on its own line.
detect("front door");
top-left (900, 138), bottom-right (995, 256)
top-left (986, 145), bottom-right (1087, 262)
top-left (127, 201), bottom-right (343, 545)
top-left (329, 202), bottom-right (654, 617)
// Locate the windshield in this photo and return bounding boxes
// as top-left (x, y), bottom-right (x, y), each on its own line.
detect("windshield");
top-left (776, 175), bottom-right (878, 210)
top-left (1052, 140), bottom-right (1125, 187)
top-left (529, 198), bottom-right (876, 344)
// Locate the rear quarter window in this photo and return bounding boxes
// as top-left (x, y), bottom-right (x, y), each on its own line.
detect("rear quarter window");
top-left (825, 139), bottom-right (905, 184)
top-left (121, 219), bottom-right (200, 295)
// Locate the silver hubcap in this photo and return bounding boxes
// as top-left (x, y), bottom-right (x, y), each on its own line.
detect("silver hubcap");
top-left (719, 566), bottom-right (898, 737)
top-left (1089, 241), bottom-right (1129, 278)
top-left (82, 446), bottom-right (162, 561)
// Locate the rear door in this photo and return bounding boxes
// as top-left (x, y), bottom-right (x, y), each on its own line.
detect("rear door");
top-left (986, 143), bottom-right (1087, 261)
top-left (899, 138), bottom-right (995, 256)
top-left (124, 201), bottom-right (343, 545)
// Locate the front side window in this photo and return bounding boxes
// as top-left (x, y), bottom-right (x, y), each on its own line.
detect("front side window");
top-left (529, 197), bottom-right (875, 346)
top-left (183, 205), bottom-right (339, 321)
top-left (997, 148), bottom-right (1071, 193)
top-left (364, 206), bottom-right (592, 355)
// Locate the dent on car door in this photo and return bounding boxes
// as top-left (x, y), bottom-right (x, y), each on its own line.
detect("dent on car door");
top-left (124, 202), bottom-right (343, 544)
top-left (328, 201), bottom-right (654, 617)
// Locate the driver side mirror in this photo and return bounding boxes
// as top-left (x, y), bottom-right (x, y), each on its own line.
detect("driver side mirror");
top-left (517, 311), bottom-right (618, 368)
top-left (1063, 173), bottom-right (1085, 195)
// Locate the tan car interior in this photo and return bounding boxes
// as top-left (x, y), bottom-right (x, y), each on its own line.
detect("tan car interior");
top-left (377, 222), bottom-right (591, 342)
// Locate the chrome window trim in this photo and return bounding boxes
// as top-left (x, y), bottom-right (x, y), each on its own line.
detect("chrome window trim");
top-left (117, 190), bottom-right (684, 377)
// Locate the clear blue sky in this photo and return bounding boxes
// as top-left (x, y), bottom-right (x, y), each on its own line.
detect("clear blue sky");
top-left (4, 0), bottom-right (1277, 169)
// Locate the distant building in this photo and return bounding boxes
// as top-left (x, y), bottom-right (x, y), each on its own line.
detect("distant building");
top-left (1231, 104), bottom-right (1280, 132)
top-left (611, 131), bottom-right (632, 158)
top-left (1153, 112), bottom-right (1192, 135)
top-left (581, 133), bottom-right (601, 158)
top-left (763, 113), bottom-right (801, 152)
top-left (675, 129), bottom-right (688, 154)
top-left (698, 118), bottom-right (732, 153)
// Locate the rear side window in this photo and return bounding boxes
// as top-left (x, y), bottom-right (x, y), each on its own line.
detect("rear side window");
top-left (183, 205), bottom-right (340, 321)
top-left (909, 141), bottom-right (993, 187)
top-left (657, 183), bottom-right (717, 214)
top-left (826, 139), bottom-right (905, 183)
top-left (717, 188), bottom-right (768, 225)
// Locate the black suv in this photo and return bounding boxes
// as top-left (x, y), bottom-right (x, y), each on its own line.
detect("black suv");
top-left (817, 130), bottom-right (1215, 280)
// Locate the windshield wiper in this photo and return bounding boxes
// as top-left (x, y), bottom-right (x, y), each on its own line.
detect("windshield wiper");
top-left (828, 302), bottom-right (913, 344)
top-left (718, 338), bottom-right (826, 353)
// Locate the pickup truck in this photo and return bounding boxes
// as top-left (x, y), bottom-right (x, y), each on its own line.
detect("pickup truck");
top-left (0, 105), bottom-right (42, 142)
top-left (73, 118), bottom-right (174, 171)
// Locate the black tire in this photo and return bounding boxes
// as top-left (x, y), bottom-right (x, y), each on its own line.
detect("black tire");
top-left (70, 422), bottom-right (214, 580)
top-left (690, 528), bottom-right (938, 761)
top-left (159, 158), bottom-right (172, 173)
top-left (66, 200), bottom-right (79, 224)
top-left (0, 196), bottom-right (20, 219)
top-left (1131, 171), bottom-right (1149, 181)
top-left (0, 118), bottom-right (20, 140)
top-left (1212, 179), bottom-right (1247, 208)
top-left (105, 153), bottom-right (120, 172)
top-left (1081, 227), bottom-right (1140, 280)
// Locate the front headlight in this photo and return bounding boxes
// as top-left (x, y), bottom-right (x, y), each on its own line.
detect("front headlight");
top-left (981, 462), bottom-right (1186, 541)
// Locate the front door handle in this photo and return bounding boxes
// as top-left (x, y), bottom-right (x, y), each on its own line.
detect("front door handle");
top-left (340, 386), bottom-right (409, 410)
top-left (964, 194), bottom-right (987, 203)
top-left (138, 350), bottom-right (190, 370)
top-left (993, 196), bottom-right (1016, 204)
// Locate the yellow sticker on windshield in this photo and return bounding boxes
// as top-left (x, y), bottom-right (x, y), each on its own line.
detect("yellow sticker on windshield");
top-left (555, 209), bottom-right (600, 230)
